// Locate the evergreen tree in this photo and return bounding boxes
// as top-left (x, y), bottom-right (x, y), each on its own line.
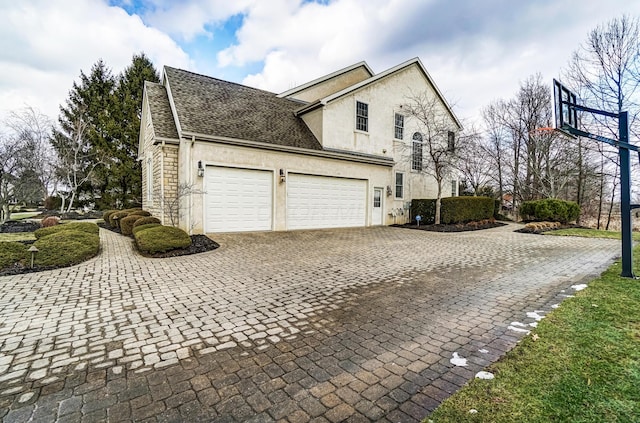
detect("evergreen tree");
top-left (53, 59), bottom-right (117, 208)
top-left (53, 54), bottom-right (160, 210)
top-left (109, 53), bottom-right (160, 208)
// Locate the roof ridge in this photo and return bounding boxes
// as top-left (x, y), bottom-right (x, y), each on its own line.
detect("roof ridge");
top-left (163, 66), bottom-right (279, 97)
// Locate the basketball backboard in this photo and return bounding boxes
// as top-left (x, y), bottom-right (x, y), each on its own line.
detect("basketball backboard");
top-left (552, 79), bottom-right (578, 137)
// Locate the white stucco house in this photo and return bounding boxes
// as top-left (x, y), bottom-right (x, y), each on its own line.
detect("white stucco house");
top-left (138, 57), bottom-right (462, 233)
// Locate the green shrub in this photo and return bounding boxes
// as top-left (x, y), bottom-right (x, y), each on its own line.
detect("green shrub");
top-left (120, 215), bottom-right (144, 236)
top-left (411, 196), bottom-right (495, 224)
top-left (44, 196), bottom-right (62, 211)
top-left (109, 211), bottom-right (130, 227)
top-left (122, 208), bottom-right (151, 217)
top-left (520, 199), bottom-right (580, 224)
top-left (135, 226), bottom-right (191, 254)
top-left (102, 209), bottom-right (118, 224)
top-left (34, 222), bottom-right (100, 239)
top-left (0, 242), bottom-right (28, 268)
top-left (132, 223), bottom-right (162, 236)
top-left (34, 230), bottom-right (100, 267)
top-left (133, 217), bottom-right (161, 228)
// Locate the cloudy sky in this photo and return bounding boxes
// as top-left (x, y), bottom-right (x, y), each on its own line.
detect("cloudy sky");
top-left (2, 0), bottom-right (640, 130)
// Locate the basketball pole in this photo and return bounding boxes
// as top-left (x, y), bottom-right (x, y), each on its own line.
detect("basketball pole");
top-left (619, 111), bottom-right (634, 278)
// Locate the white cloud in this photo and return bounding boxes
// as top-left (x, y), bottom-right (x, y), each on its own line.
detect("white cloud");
top-left (214, 0), bottom-right (640, 122)
top-left (0, 0), bottom-right (191, 126)
top-left (140, 0), bottom-right (254, 41)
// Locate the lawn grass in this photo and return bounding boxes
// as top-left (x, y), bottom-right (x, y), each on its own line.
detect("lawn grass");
top-left (0, 232), bottom-right (36, 242)
top-left (9, 212), bottom-right (40, 220)
top-left (428, 249), bottom-right (640, 423)
top-left (544, 227), bottom-right (640, 241)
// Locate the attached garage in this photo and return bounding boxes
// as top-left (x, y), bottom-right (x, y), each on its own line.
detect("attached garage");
top-left (287, 173), bottom-right (367, 230)
top-left (205, 166), bottom-right (273, 232)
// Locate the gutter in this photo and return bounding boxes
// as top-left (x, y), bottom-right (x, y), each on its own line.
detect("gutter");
top-left (180, 131), bottom-right (395, 167)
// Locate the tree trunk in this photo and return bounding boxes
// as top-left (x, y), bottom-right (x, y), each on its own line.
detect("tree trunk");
top-left (435, 180), bottom-right (442, 225)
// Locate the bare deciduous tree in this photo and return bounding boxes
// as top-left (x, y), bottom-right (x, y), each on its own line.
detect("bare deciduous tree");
top-left (402, 92), bottom-right (460, 224)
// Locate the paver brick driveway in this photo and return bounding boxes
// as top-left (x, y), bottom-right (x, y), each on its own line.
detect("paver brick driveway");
top-left (0, 224), bottom-right (620, 422)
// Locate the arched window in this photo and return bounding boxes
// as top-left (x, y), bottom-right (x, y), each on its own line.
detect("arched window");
top-left (412, 133), bottom-right (423, 171)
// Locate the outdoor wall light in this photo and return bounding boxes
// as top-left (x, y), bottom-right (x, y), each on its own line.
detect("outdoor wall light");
top-left (197, 160), bottom-right (204, 177)
top-left (386, 185), bottom-right (392, 196)
top-left (279, 168), bottom-right (286, 183)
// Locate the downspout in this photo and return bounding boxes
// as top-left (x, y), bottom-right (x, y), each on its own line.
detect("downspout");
top-left (189, 135), bottom-right (195, 234)
top-left (160, 140), bottom-right (166, 225)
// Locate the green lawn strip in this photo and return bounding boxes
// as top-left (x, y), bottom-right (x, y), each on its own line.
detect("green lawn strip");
top-left (428, 254), bottom-right (640, 423)
top-left (544, 228), bottom-right (640, 241)
top-left (9, 212), bottom-right (40, 220)
top-left (0, 232), bottom-right (36, 242)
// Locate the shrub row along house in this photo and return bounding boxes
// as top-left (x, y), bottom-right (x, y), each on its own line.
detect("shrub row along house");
top-left (138, 57), bottom-right (462, 233)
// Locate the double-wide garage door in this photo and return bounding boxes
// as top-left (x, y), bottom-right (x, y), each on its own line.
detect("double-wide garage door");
top-left (287, 173), bottom-right (366, 230)
top-left (205, 167), bottom-right (366, 232)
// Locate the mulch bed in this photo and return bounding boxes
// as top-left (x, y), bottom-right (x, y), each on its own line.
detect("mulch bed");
top-left (98, 222), bottom-right (219, 258)
top-left (392, 221), bottom-right (507, 232)
top-left (514, 224), bottom-right (587, 235)
top-left (0, 220), bottom-right (40, 233)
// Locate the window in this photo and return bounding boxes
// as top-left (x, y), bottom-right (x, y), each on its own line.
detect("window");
top-left (451, 179), bottom-right (458, 197)
top-left (394, 113), bottom-right (404, 139)
top-left (146, 157), bottom-right (153, 202)
top-left (356, 101), bottom-right (368, 132)
top-left (448, 131), bottom-right (455, 152)
top-left (373, 189), bottom-right (381, 207)
top-left (395, 172), bottom-right (404, 199)
top-left (412, 132), bottom-right (423, 171)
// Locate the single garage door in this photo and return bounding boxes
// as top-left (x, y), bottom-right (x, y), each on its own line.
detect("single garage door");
top-left (287, 174), bottom-right (366, 230)
top-left (205, 166), bottom-right (273, 232)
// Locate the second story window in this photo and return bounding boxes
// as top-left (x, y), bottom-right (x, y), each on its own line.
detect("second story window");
top-left (448, 131), bottom-right (456, 152)
top-left (412, 132), bottom-right (423, 171)
top-left (356, 101), bottom-right (368, 132)
top-left (394, 113), bottom-right (404, 139)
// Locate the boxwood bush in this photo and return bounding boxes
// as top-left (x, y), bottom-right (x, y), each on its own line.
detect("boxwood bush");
top-left (102, 209), bottom-right (118, 224)
top-left (135, 226), bottom-right (191, 254)
top-left (33, 230), bottom-right (100, 267)
top-left (520, 199), bottom-right (580, 224)
top-left (0, 242), bottom-right (28, 268)
top-left (120, 215), bottom-right (144, 236)
top-left (132, 223), bottom-right (162, 236)
top-left (109, 211), bottom-right (130, 227)
top-left (411, 196), bottom-right (495, 224)
top-left (34, 222), bottom-right (100, 239)
top-left (132, 216), bottom-right (161, 228)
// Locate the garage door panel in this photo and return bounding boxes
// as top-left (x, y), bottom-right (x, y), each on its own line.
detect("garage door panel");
top-left (205, 167), bottom-right (273, 232)
top-left (287, 174), bottom-right (366, 230)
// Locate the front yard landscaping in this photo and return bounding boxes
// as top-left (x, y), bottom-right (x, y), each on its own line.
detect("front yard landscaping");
top-left (394, 219), bottom-right (506, 232)
top-left (0, 220), bottom-right (100, 275)
top-left (427, 246), bottom-right (640, 423)
top-left (100, 208), bottom-right (219, 257)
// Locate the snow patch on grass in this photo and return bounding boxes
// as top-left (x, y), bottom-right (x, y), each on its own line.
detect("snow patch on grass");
top-left (475, 371), bottom-right (495, 380)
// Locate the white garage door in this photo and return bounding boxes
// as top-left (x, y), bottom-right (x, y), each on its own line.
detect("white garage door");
top-left (287, 174), bottom-right (366, 230)
top-left (205, 166), bottom-right (273, 232)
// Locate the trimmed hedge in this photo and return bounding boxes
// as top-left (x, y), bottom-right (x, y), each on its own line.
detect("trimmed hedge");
top-left (132, 223), bottom-right (162, 236)
top-left (102, 209), bottom-right (118, 223)
top-left (33, 230), bottom-right (100, 267)
top-left (128, 210), bottom-right (151, 217)
top-left (135, 226), bottom-right (191, 254)
top-left (34, 222), bottom-right (100, 239)
top-left (133, 217), bottom-right (161, 228)
top-left (520, 199), bottom-right (580, 224)
top-left (411, 196), bottom-right (495, 224)
top-left (109, 211), bottom-right (130, 227)
top-left (0, 242), bottom-right (28, 268)
top-left (120, 215), bottom-right (144, 236)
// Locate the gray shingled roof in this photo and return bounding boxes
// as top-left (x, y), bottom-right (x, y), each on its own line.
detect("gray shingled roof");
top-left (145, 81), bottom-right (179, 140)
top-left (164, 66), bottom-right (322, 150)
